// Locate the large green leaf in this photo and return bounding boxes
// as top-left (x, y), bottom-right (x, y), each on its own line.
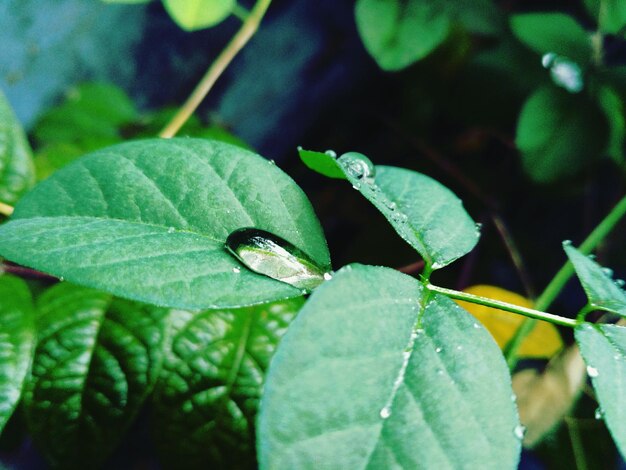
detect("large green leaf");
top-left (153, 298), bottom-right (303, 468)
top-left (24, 283), bottom-right (170, 468)
top-left (329, 152), bottom-right (478, 269)
top-left (355, 0), bottom-right (450, 71)
top-left (162, 0), bottom-right (235, 31)
top-left (564, 244), bottom-right (626, 317)
top-left (516, 86), bottom-right (608, 183)
top-left (0, 275), bottom-right (35, 434)
top-left (258, 264), bottom-right (521, 469)
top-left (0, 139), bottom-right (330, 309)
top-left (0, 90), bottom-right (35, 205)
top-left (575, 323), bottom-right (626, 459)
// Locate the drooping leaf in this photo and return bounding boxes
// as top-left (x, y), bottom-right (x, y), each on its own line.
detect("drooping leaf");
top-left (564, 244), bottom-right (626, 317)
top-left (457, 285), bottom-right (563, 358)
top-left (24, 283), bottom-right (170, 468)
top-left (516, 86), bottom-right (608, 183)
top-left (162, 0), bottom-right (235, 31)
top-left (0, 275), bottom-right (35, 435)
top-left (331, 152), bottom-right (478, 269)
top-left (510, 13), bottom-right (592, 66)
top-left (0, 90), bottom-right (35, 205)
top-left (355, 0), bottom-right (451, 71)
top-left (153, 298), bottom-right (303, 469)
top-left (598, 85), bottom-right (625, 162)
top-left (258, 264), bottom-right (521, 469)
top-left (575, 323), bottom-right (626, 459)
top-left (298, 149), bottom-right (345, 179)
top-left (0, 139), bottom-right (330, 309)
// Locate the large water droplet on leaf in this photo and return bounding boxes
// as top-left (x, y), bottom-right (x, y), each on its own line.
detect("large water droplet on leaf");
top-left (541, 52), bottom-right (583, 93)
top-left (337, 152), bottom-right (376, 181)
top-left (225, 228), bottom-right (327, 291)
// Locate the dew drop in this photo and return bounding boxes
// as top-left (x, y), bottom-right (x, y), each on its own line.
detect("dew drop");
top-left (456, 345), bottom-right (463, 351)
top-left (297, 145), bottom-right (303, 151)
top-left (437, 369), bottom-right (444, 375)
top-left (586, 365), bottom-right (599, 377)
top-left (232, 267), bottom-right (241, 273)
top-left (59, 276), bottom-right (65, 282)
top-left (473, 322), bottom-right (481, 329)
top-left (587, 254), bottom-right (596, 260)
top-left (514, 425), bottom-right (526, 440)
top-left (167, 226), bottom-right (176, 233)
top-left (475, 223), bottom-right (483, 231)
top-left (511, 394), bottom-right (517, 403)
top-left (435, 347), bottom-right (442, 353)
top-left (268, 159), bottom-right (275, 165)
top-left (337, 152), bottom-right (376, 181)
top-left (541, 52), bottom-right (557, 68)
top-left (563, 239), bottom-right (573, 247)
top-left (323, 272), bottom-right (333, 281)
top-left (615, 279), bottom-right (626, 287)
top-left (379, 407), bottom-right (392, 419)
top-left (325, 150), bottom-right (337, 158)
top-left (595, 407), bottom-right (605, 420)
top-left (602, 267), bottom-right (614, 277)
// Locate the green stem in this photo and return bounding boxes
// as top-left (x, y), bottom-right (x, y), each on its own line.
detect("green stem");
top-left (0, 201), bottom-right (13, 217)
top-left (506, 193), bottom-right (626, 368)
top-left (159, 0), bottom-right (272, 138)
top-left (425, 284), bottom-right (578, 328)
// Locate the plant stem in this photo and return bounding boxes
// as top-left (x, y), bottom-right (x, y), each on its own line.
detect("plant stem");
top-left (158, 0), bottom-right (272, 138)
top-left (506, 193), bottom-right (626, 367)
top-left (425, 283), bottom-right (578, 328)
top-left (0, 201), bottom-right (14, 217)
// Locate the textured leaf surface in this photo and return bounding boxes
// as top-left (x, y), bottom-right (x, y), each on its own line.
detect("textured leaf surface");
top-left (0, 275), bottom-right (35, 434)
top-left (153, 298), bottom-right (303, 469)
top-left (575, 323), bottom-right (626, 458)
top-left (0, 90), bottom-right (35, 205)
top-left (24, 283), bottom-right (170, 468)
top-left (516, 86), bottom-right (608, 183)
top-left (355, 0), bottom-right (450, 71)
top-left (0, 139), bottom-right (330, 309)
top-left (565, 244), bottom-right (626, 317)
top-left (258, 264), bottom-right (521, 469)
top-left (336, 154), bottom-right (478, 269)
top-left (163, 0), bottom-right (234, 31)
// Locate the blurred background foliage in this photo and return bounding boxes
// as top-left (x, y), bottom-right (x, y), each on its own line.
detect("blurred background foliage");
top-left (1, 0), bottom-right (626, 468)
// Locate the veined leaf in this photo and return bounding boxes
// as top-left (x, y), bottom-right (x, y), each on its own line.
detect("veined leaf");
top-left (0, 275), bottom-right (35, 434)
top-left (153, 298), bottom-right (303, 468)
top-left (564, 244), bottom-right (626, 317)
top-left (0, 139), bottom-right (330, 309)
top-left (575, 323), bottom-right (626, 459)
top-left (24, 283), bottom-right (170, 468)
top-left (0, 90), bottom-right (35, 205)
top-left (258, 264), bottom-right (521, 469)
top-left (163, 0), bottom-right (235, 31)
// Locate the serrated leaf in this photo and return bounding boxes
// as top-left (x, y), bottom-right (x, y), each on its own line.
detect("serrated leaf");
top-left (575, 323), bottom-right (626, 459)
top-left (355, 0), bottom-right (451, 71)
top-left (516, 86), bottom-right (608, 183)
top-left (0, 90), bottom-right (35, 205)
top-left (564, 244), bottom-right (626, 317)
top-left (24, 283), bottom-right (170, 468)
top-left (598, 85), bottom-right (625, 162)
top-left (163, 0), bottom-right (235, 31)
top-left (332, 152), bottom-right (478, 269)
top-left (0, 275), bottom-right (35, 435)
top-left (258, 264), bottom-right (521, 469)
top-left (510, 13), bottom-right (592, 66)
top-left (0, 139), bottom-right (330, 309)
top-left (298, 149), bottom-right (345, 179)
top-left (153, 298), bottom-right (303, 469)
top-left (458, 285), bottom-right (563, 358)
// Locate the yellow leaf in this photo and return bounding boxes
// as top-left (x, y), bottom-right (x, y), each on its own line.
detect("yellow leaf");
top-left (456, 285), bottom-right (563, 358)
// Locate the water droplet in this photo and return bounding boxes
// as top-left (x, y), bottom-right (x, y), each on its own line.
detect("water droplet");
top-left (337, 152), bottom-right (376, 181)
top-left (511, 394), bottom-right (517, 403)
top-left (323, 272), bottom-right (333, 281)
top-left (415, 328), bottom-right (425, 335)
top-left (268, 159), bottom-right (275, 165)
top-left (435, 347), bottom-right (442, 353)
top-left (385, 200), bottom-right (397, 211)
top-left (473, 322), bottom-right (481, 329)
top-left (514, 425), bottom-right (526, 440)
top-left (297, 145), bottom-right (303, 151)
top-left (225, 228), bottom-right (327, 291)
top-left (437, 369), bottom-right (444, 375)
top-left (324, 150), bottom-right (337, 158)
top-left (541, 52), bottom-right (557, 68)
top-left (587, 254), bottom-right (596, 260)
top-left (379, 407), bottom-right (392, 419)
top-left (542, 53), bottom-right (583, 93)
top-left (595, 407), bottom-right (605, 420)
top-left (563, 240), bottom-right (573, 247)
top-left (587, 365), bottom-right (599, 377)
top-left (615, 279), bottom-right (625, 287)
top-left (456, 345), bottom-right (463, 351)
top-left (475, 223), bottom-right (483, 231)
top-left (232, 267), bottom-right (241, 273)
top-left (59, 276), bottom-right (65, 282)
top-left (602, 267), bottom-right (614, 277)
top-left (167, 226), bottom-right (176, 233)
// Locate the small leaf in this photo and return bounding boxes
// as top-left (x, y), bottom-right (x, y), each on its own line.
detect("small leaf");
top-left (355, 0), bottom-right (450, 71)
top-left (585, 0), bottom-right (626, 35)
top-left (163, 0), bottom-right (235, 31)
top-left (564, 244), bottom-right (626, 317)
top-left (298, 148), bottom-right (345, 179)
top-left (0, 90), bottom-right (35, 205)
top-left (332, 151), bottom-right (478, 268)
top-left (0, 139), bottom-right (330, 309)
top-left (258, 264), bottom-right (521, 469)
top-left (24, 283), bottom-right (170, 468)
top-left (516, 86), bottom-right (608, 183)
top-left (575, 323), bottom-right (626, 459)
top-left (457, 285), bottom-right (563, 358)
top-left (598, 85), bottom-right (625, 162)
top-left (0, 275), bottom-right (35, 435)
top-left (153, 298), bottom-right (303, 468)
top-left (510, 13), bottom-right (592, 66)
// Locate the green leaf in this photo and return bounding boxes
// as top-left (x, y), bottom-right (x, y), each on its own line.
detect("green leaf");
top-left (0, 90), bottom-right (35, 205)
top-left (163, 0), bottom-right (235, 31)
top-left (575, 323), bottom-right (626, 459)
top-left (0, 139), bottom-right (330, 309)
top-left (454, 0), bottom-right (504, 35)
top-left (333, 152), bottom-right (478, 269)
top-left (598, 85), bottom-right (625, 162)
top-left (564, 243), bottom-right (626, 317)
top-left (355, 0), bottom-right (450, 71)
top-left (510, 13), bottom-right (592, 65)
top-left (516, 86), bottom-right (609, 183)
top-left (24, 283), bottom-right (170, 468)
top-left (153, 298), bottom-right (303, 468)
top-left (0, 275), bottom-right (35, 435)
top-left (585, 0), bottom-right (626, 34)
top-left (298, 149), bottom-right (345, 179)
top-left (258, 264), bottom-right (521, 469)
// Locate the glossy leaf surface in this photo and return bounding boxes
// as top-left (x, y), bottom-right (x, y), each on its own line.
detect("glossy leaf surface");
top-left (163, 0), bottom-right (234, 31)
